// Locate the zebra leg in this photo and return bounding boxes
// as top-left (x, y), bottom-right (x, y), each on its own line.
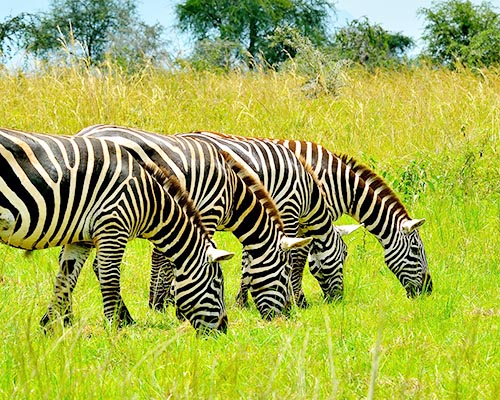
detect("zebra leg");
top-left (308, 252), bottom-right (344, 302)
top-left (291, 246), bottom-right (310, 308)
top-left (149, 248), bottom-right (176, 311)
top-left (91, 256), bottom-right (135, 322)
top-left (306, 226), bottom-right (347, 302)
top-left (235, 250), bottom-right (251, 307)
top-left (95, 238), bottom-right (134, 328)
top-left (41, 244), bottom-right (93, 328)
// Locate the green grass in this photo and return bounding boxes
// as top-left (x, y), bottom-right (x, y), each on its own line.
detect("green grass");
top-left (0, 65), bottom-right (499, 399)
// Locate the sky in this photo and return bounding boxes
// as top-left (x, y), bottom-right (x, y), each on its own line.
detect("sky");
top-left (0, 0), bottom-right (496, 54)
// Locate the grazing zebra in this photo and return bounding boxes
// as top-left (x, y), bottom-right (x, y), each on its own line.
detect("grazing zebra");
top-left (178, 131), bottom-right (360, 307)
top-left (264, 138), bottom-right (433, 298)
top-left (75, 125), bottom-right (311, 319)
top-left (0, 128), bottom-right (233, 333)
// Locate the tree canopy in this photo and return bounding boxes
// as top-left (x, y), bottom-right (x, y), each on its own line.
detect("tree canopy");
top-left (419, 0), bottom-right (500, 67)
top-left (331, 18), bottom-right (414, 68)
top-left (2, 0), bottom-right (500, 72)
top-left (0, 0), bottom-right (168, 69)
top-left (176, 0), bottom-right (333, 68)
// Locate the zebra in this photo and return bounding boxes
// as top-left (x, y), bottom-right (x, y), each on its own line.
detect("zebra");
top-left (178, 131), bottom-right (361, 307)
top-left (262, 138), bottom-right (433, 299)
top-left (0, 128), bottom-right (233, 333)
top-left (75, 124), bottom-right (311, 319)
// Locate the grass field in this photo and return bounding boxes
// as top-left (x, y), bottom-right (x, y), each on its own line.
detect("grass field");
top-left (0, 65), bottom-right (499, 399)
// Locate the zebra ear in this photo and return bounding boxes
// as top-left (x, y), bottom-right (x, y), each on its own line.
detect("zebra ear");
top-left (401, 218), bottom-right (426, 234)
top-left (207, 246), bottom-right (235, 262)
top-left (280, 236), bottom-right (312, 250)
top-left (335, 224), bottom-right (362, 236)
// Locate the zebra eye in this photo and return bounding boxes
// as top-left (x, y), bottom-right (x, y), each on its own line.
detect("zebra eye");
top-left (410, 244), bottom-right (420, 257)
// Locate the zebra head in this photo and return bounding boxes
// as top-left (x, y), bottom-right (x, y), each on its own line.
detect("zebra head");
top-left (384, 218), bottom-right (432, 298)
top-left (175, 246), bottom-right (234, 335)
top-left (307, 224), bottom-right (361, 302)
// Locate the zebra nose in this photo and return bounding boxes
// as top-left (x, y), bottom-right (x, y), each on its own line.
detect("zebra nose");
top-left (422, 272), bottom-right (433, 295)
top-left (282, 297), bottom-right (292, 317)
top-left (406, 272), bottom-right (433, 298)
top-left (218, 314), bottom-right (228, 334)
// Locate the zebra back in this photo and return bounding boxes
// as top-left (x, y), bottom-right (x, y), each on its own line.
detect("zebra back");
top-left (183, 131), bottom-right (333, 236)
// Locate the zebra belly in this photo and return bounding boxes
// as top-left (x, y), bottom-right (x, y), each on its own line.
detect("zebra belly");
top-left (0, 205), bottom-right (91, 250)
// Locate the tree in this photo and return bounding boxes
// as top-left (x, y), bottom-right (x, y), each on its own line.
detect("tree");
top-left (107, 21), bottom-right (170, 71)
top-left (4, 0), bottom-right (168, 69)
top-left (419, 0), bottom-right (500, 67)
top-left (0, 15), bottom-right (26, 58)
top-left (176, 0), bottom-right (333, 68)
top-left (331, 18), bottom-right (414, 68)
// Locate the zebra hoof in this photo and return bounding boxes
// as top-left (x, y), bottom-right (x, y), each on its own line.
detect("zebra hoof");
top-left (324, 291), bottom-right (343, 303)
top-left (235, 299), bottom-right (250, 308)
top-left (40, 312), bottom-right (50, 327)
top-left (118, 309), bottom-right (135, 327)
top-left (175, 307), bottom-right (187, 322)
top-left (260, 307), bottom-right (281, 321)
top-left (295, 295), bottom-right (309, 309)
top-left (149, 300), bottom-right (167, 312)
top-left (234, 292), bottom-right (249, 308)
top-left (282, 299), bottom-right (293, 316)
top-left (149, 294), bottom-right (175, 313)
top-left (39, 312), bottom-right (73, 333)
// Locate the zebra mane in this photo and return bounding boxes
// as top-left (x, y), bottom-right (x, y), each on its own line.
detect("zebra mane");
top-left (296, 154), bottom-right (328, 198)
top-left (336, 153), bottom-right (410, 218)
top-left (143, 163), bottom-right (210, 238)
top-left (219, 150), bottom-right (285, 232)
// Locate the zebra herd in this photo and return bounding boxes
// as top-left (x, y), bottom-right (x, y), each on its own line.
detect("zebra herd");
top-left (0, 125), bottom-right (432, 334)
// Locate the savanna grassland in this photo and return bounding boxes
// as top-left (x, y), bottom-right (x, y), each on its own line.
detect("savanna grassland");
top-left (0, 65), bottom-right (498, 399)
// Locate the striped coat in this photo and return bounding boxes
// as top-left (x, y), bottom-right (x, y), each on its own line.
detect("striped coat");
top-left (179, 131), bottom-right (357, 306)
top-left (76, 125), bottom-right (310, 319)
top-left (267, 138), bottom-right (432, 297)
top-left (0, 128), bottom-right (232, 333)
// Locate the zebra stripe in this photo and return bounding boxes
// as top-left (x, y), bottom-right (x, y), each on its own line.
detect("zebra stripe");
top-left (269, 138), bottom-right (432, 297)
top-left (179, 131), bottom-right (353, 307)
top-left (76, 125), bottom-right (310, 319)
top-left (0, 128), bottom-right (231, 333)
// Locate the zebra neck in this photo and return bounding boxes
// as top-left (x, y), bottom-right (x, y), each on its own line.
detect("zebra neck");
top-left (345, 173), bottom-right (408, 246)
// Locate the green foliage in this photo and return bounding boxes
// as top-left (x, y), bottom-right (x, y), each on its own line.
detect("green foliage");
top-left (272, 26), bottom-right (349, 97)
top-left (419, 0), bottom-right (500, 67)
top-left (106, 21), bottom-right (170, 73)
top-left (22, 0), bottom-right (135, 62)
top-left (0, 15), bottom-right (27, 58)
top-left (331, 17), bottom-right (414, 68)
top-left (182, 38), bottom-right (248, 72)
top-left (2, 0), bottom-right (168, 70)
top-left (392, 159), bottom-right (433, 205)
top-left (176, 0), bottom-right (333, 68)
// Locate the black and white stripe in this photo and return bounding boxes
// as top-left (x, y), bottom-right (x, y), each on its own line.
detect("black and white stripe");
top-left (179, 131), bottom-right (358, 307)
top-left (0, 128), bottom-right (232, 333)
top-left (271, 139), bottom-right (432, 297)
top-left (76, 125), bottom-right (310, 319)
